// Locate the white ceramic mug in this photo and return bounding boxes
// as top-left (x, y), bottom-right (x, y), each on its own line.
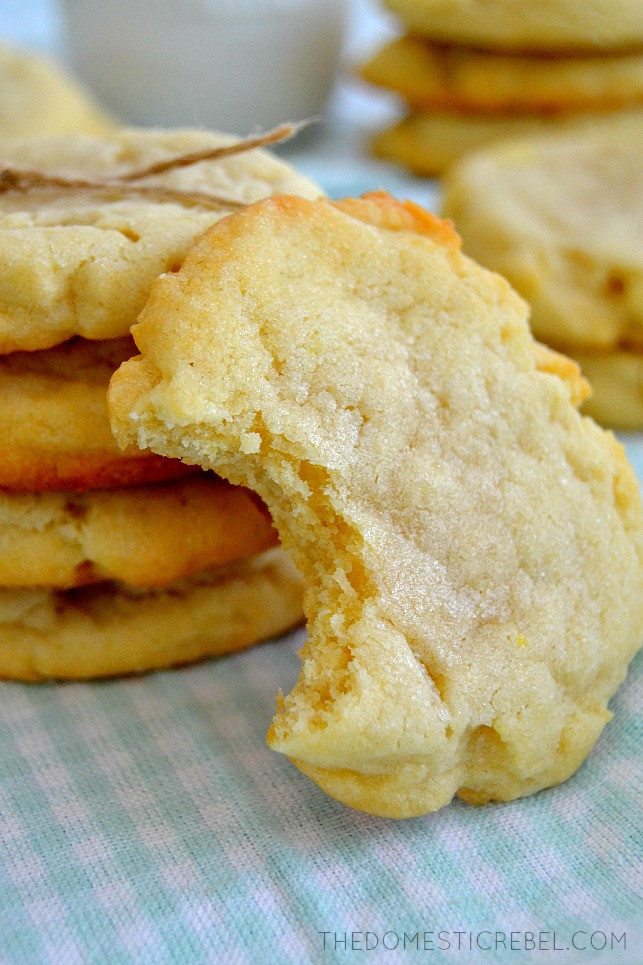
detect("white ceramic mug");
top-left (59, 0), bottom-right (348, 132)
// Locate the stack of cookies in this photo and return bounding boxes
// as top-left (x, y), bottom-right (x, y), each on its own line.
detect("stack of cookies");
top-left (0, 127), bottom-right (322, 680)
top-left (443, 116), bottom-right (643, 430)
top-left (359, 0), bottom-right (643, 176)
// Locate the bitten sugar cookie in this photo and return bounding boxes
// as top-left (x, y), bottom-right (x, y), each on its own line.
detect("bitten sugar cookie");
top-left (109, 193), bottom-right (643, 818)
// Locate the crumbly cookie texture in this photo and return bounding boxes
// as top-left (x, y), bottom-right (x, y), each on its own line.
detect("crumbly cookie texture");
top-left (442, 117), bottom-right (643, 351)
top-left (0, 128), bottom-right (321, 353)
top-left (381, 0), bottom-right (643, 52)
top-left (0, 475), bottom-right (277, 589)
top-left (0, 43), bottom-right (114, 139)
top-left (359, 35), bottom-right (643, 115)
top-left (0, 336), bottom-right (195, 491)
top-left (0, 547), bottom-right (304, 681)
top-left (109, 192), bottom-right (643, 818)
top-left (372, 106), bottom-right (643, 178)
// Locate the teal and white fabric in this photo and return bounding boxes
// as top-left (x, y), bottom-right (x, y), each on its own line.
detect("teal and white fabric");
top-left (0, 615), bottom-right (640, 964)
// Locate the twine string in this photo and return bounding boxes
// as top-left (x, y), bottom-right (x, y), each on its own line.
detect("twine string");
top-left (0, 122), bottom-right (304, 210)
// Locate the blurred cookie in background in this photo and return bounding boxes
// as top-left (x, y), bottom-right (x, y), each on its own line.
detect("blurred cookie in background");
top-left (359, 1), bottom-right (643, 175)
top-left (0, 42), bottom-right (113, 138)
top-left (380, 0), bottom-right (643, 52)
top-left (571, 352), bottom-right (643, 431)
top-left (371, 107), bottom-right (643, 177)
top-left (360, 36), bottom-right (643, 115)
top-left (442, 117), bottom-right (643, 428)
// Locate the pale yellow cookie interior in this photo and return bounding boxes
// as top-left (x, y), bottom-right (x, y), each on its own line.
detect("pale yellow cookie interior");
top-left (109, 192), bottom-right (643, 819)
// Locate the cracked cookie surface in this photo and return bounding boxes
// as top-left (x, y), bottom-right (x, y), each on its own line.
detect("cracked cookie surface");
top-left (109, 192), bottom-right (643, 817)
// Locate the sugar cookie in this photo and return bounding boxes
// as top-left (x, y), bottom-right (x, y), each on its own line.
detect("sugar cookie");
top-left (0, 475), bottom-right (277, 589)
top-left (0, 128), bottom-right (321, 352)
top-left (0, 336), bottom-right (194, 491)
top-left (372, 106), bottom-right (643, 177)
top-left (381, 0), bottom-right (643, 52)
top-left (360, 36), bottom-right (643, 114)
top-left (577, 350), bottom-right (643, 429)
top-left (0, 548), bottom-right (303, 681)
top-left (442, 117), bottom-right (643, 350)
top-left (109, 192), bottom-right (642, 817)
top-left (0, 43), bottom-right (113, 139)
